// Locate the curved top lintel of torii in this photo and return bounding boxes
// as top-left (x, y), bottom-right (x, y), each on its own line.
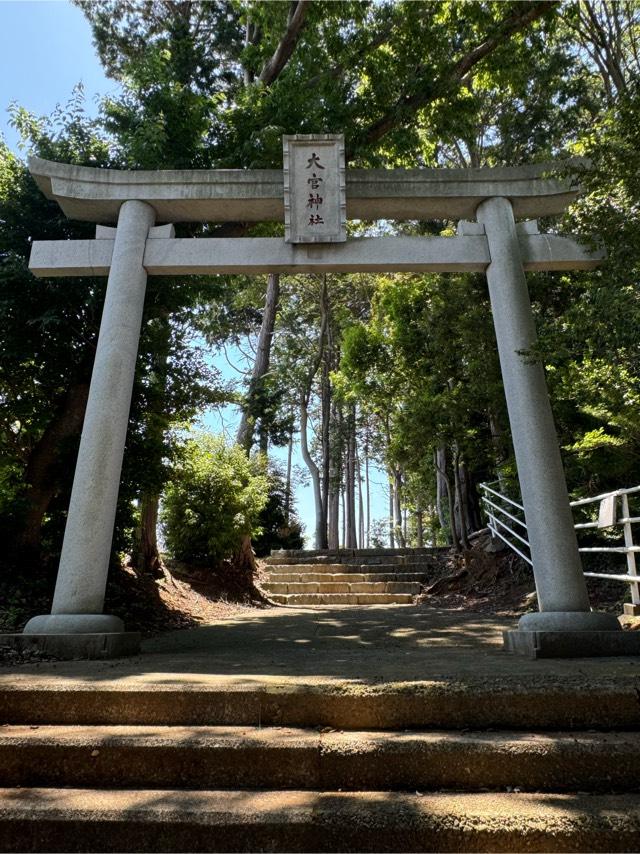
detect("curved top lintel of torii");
top-left (28, 155), bottom-right (586, 225)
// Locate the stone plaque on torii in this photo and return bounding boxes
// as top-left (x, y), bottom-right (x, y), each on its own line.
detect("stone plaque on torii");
top-left (8, 133), bottom-right (637, 660)
top-left (283, 134), bottom-right (346, 243)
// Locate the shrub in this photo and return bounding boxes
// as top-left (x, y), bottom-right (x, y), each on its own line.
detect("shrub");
top-left (161, 434), bottom-right (269, 564)
top-left (253, 468), bottom-right (304, 557)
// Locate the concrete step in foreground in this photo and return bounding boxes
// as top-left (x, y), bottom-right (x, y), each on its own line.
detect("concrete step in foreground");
top-left (2, 788), bottom-right (639, 853)
top-left (2, 725), bottom-right (640, 792)
top-left (3, 679), bottom-right (640, 729)
top-left (3, 671), bottom-right (640, 852)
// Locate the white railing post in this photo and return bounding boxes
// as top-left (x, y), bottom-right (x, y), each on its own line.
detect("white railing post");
top-left (621, 494), bottom-right (640, 608)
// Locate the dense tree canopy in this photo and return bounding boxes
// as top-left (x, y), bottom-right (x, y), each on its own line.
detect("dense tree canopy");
top-left (1, 0), bottom-right (639, 584)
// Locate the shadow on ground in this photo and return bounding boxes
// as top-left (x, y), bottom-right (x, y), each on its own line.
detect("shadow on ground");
top-left (4, 605), bottom-right (640, 689)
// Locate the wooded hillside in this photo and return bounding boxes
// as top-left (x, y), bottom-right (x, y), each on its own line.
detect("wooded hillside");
top-left (1, 0), bottom-right (639, 599)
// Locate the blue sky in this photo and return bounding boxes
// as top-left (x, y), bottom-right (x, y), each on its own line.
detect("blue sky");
top-left (0, 1), bottom-right (113, 151)
top-left (0, 0), bottom-right (392, 545)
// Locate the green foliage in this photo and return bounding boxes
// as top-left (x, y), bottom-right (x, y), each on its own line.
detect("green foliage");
top-left (253, 468), bottom-right (303, 557)
top-left (161, 434), bottom-right (269, 563)
top-left (5, 0), bottom-right (640, 571)
top-left (0, 90), bottom-right (225, 565)
top-left (337, 271), bottom-right (505, 495)
top-left (518, 82), bottom-right (640, 496)
top-left (0, 101), bottom-right (111, 556)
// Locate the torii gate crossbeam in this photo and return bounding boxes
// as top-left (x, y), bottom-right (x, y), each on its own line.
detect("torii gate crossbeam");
top-left (29, 232), bottom-right (602, 277)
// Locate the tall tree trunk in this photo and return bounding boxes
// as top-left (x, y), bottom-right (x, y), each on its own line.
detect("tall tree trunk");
top-left (435, 446), bottom-right (448, 533)
top-left (344, 438), bottom-right (353, 548)
top-left (236, 273), bottom-right (280, 453)
top-left (341, 487), bottom-right (346, 548)
top-left (136, 491), bottom-right (162, 576)
top-left (243, 17), bottom-right (255, 86)
top-left (388, 474), bottom-right (395, 548)
top-left (284, 426), bottom-right (293, 526)
top-left (453, 446), bottom-right (471, 550)
top-left (131, 316), bottom-right (172, 575)
top-left (320, 380), bottom-right (330, 539)
top-left (356, 443), bottom-right (365, 549)
top-left (345, 404), bottom-right (357, 548)
top-left (327, 399), bottom-right (341, 549)
top-left (300, 393), bottom-right (325, 549)
top-left (234, 276), bottom-right (280, 580)
top-left (327, 480), bottom-right (340, 548)
top-left (459, 459), bottom-right (482, 532)
top-left (319, 276), bottom-right (331, 545)
top-left (489, 409), bottom-right (509, 489)
top-left (435, 449), bottom-right (460, 552)
top-left (365, 438), bottom-right (371, 548)
top-left (393, 468), bottom-right (405, 548)
top-left (16, 381), bottom-right (90, 557)
top-left (415, 493), bottom-right (424, 548)
top-left (258, 426), bottom-right (269, 455)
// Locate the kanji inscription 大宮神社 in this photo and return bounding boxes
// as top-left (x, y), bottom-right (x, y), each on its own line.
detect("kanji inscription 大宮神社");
top-left (283, 134), bottom-right (346, 243)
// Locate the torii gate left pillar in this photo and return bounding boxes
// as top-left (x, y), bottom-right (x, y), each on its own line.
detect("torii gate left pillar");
top-left (25, 200), bottom-right (155, 643)
top-left (6, 149), bottom-right (638, 660)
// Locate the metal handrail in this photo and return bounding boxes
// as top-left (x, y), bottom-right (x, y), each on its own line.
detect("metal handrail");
top-left (480, 482), bottom-right (533, 566)
top-left (480, 482), bottom-right (525, 512)
top-left (482, 496), bottom-right (528, 530)
top-left (479, 481), bottom-right (640, 605)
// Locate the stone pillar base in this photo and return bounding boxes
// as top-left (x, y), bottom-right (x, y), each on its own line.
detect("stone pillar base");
top-left (0, 632), bottom-right (140, 660)
top-left (503, 629), bottom-right (640, 659)
top-left (518, 610), bottom-right (621, 632)
top-left (623, 602), bottom-right (640, 617)
top-left (23, 613), bottom-right (125, 634)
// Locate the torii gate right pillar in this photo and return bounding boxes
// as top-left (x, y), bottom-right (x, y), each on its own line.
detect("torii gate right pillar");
top-left (477, 196), bottom-right (620, 640)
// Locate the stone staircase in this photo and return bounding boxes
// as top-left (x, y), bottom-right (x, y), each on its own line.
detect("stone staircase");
top-left (262, 547), bottom-right (446, 606)
top-left (1, 673), bottom-right (640, 851)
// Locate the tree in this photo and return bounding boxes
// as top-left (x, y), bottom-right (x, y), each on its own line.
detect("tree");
top-left (161, 433), bottom-right (269, 566)
top-left (0, 93), bottom-right (223, 574)
top-left (252, 466), bottom-right (304, 557)
top-left (8, 0), bottom-right (637, 581)
top-left (72, 0), bottom-right (566, 557)
top-left (0, 99), bottom-right (111, 564)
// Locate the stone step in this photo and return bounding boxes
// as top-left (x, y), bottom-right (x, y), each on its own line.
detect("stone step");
top-left (263, 582), bottom-right (422, 595)
top-left (3, 679), bottom-right (640, 730)
top-left (262, 572), bottom-right (432, 584)
top-left (270, 548), bottom-right (447, 559)
top-left (2, 787), bottom-right (639, 852)
top-left (265, 562), bottom-right (437, 573)
top-left (2, 725), bottom-right (640, 793)
top-left (266, 562), bottom-right (345, 572)
top-left (268, 593), bottom-right (415, 606)
top-left (265, 555), bottom-right (444, 566)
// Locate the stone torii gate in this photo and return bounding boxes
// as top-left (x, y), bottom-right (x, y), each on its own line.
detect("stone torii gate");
top-left (14, 136), bottom-right (636, 658)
